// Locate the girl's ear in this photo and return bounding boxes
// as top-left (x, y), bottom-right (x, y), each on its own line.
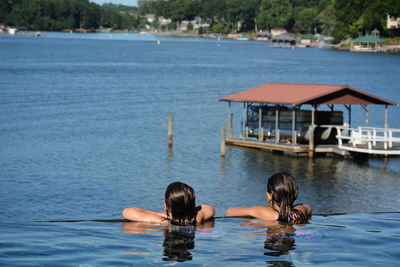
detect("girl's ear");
top-left (164, 202), bottom-right (170, 218)
top-left (267, 193), bottom-right (273, 206)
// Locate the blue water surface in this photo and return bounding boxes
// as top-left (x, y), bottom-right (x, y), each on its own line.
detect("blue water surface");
top-left (0, 32), bottom-right (400, 265)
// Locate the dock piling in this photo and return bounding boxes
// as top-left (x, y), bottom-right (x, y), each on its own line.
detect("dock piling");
top-left (168, 114), bottom-right (173, 148)
top-left (308, 125), bottom-right (315, 157)
top-left (221, 125), bottom-right (226, 157)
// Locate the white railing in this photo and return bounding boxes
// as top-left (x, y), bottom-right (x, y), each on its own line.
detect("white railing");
top-left (334, 125), bottom-right (400, 155)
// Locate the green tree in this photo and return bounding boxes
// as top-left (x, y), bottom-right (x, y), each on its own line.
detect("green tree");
top-left (138, 0), bottom-right (157, 15)
top-left (211, 23), bottom-right (229, 34)
top-left (200, 0), bottom-right (227, 23)
top-left (333, 0), bottom-right (366, 39)
top-left (169, 0), bottom-right (199, 21)
top-left (167, 21), bottom-right (177, 30)
top-left (8, 0), bottom-right (41, 29)
top-left (293, 7), bottom-right (318, 33)
top-left (317, 2), bottom-right (336, 36)
top-left (257, 0), bottom-right (292, 31)
top-left (82, 2), bottom-right (100, 29)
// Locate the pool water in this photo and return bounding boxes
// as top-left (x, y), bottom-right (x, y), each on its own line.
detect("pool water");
top-left (1, 213), bottom-right (399, 266)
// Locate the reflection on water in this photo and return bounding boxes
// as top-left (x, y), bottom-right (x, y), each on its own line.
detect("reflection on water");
top-left (240, 220), bottom-right (297, 266)
top-left (162, 226), bottom-right (196, 262)
top-left (122, 220), bottom-right (215, 262)
top-left (264, 224), bottom-right (296, 257)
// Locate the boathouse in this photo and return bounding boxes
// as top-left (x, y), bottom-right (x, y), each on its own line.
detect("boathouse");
top-left (271, 33), bottom-right (298, 48)
top-left (219, 83), bottom-right (400, 157)
top-left (350, 35), bottom-right (385, 52)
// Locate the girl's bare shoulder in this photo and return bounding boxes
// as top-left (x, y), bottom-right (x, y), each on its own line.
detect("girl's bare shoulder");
top-left (252, 206), bottom-right (279, 221)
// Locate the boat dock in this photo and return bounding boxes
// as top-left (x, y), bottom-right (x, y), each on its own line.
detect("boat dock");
top-left (219, 83), bottom-right (399, 157)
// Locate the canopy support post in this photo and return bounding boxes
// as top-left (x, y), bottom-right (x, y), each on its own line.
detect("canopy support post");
top-left (308, 104), bottom-right (316, 157)
top-left (384, 105), bottom-right (388, 128)
top-left (275, 105), bottom-right (280, 143)
top-left (291, 105), bottom-right (297, 145)
top-left (361, 104), bottom-right (369, 126)
top-left (242, 102), bottom-right (246, 139)
top-left (228, 101), bottom-right (232, 139)
top-left (258, 105), bottom-right (263, 141)
top-left (345, 104), bottom-right (352, 126)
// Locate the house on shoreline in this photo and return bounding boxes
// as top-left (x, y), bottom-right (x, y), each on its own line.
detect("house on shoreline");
top-left (387, 15), bottom-right (400, 29)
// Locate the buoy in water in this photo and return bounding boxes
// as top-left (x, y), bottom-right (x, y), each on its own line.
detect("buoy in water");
top-left (157, 40), bottom-right (160, 45)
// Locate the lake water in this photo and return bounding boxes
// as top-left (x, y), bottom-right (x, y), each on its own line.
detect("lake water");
top-left (0, 32), bottom-right (400, 266)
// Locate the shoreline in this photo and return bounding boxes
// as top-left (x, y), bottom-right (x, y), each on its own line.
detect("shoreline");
top-left (2, 30), bottom-right (399, 54)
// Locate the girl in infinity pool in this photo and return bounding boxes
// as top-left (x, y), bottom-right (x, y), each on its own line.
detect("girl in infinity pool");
top-left (122, 181), bottom-right (215, 226)
top-left (226, 172), bottom-right (312, 224)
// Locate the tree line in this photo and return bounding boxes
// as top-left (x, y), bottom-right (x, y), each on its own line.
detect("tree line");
top-left (139, 0), bottom-right (400, 40)
top-left (1, 0), bottom-right (399, 41)
top-left (0, 0), bottom-right (140, 31)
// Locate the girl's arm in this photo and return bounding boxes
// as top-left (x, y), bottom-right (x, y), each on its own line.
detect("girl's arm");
top-left (196, 204), bottom-right (215, 222)
top-left (122, 207), bottom-right (167, 224)
top-left (225, 206), bottom-right (278, 221)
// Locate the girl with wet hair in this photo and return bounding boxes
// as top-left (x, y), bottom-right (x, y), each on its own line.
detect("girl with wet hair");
top-left (122, 182), bottom-right (215, 226)
top-left (226, 172), bottom-right (312, 224)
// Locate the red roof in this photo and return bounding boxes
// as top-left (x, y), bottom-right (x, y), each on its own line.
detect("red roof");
top-left (219, 83), bottom-right (396, 105)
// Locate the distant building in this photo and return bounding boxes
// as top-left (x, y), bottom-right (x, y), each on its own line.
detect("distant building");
top-left (178, 20), bottom-right (190, 31)
top-left (191, 16), bottom-right (210, 29)
top-left (301, 33), bottom-right (332, 47)
top-left (177, 17), bottom-right (210, 31)
top-left (158, 16), bottom-right (171, 26)
top-left (387, 15), bottom-right (400, 29)
top-left (351, 35), bottom-right (385, 53)
top-left (145, 14), bottom-right (156, 24)
top-left (270, 29), bottom-right (287, 37)
top-left (271, 33), bottom-right (298, 48)
top-left (371, 29), bottom-right (380, 37)
top-left (256, 31), bottom-right (271, 41)
top-left (8, 27), bottom-right (17, 35)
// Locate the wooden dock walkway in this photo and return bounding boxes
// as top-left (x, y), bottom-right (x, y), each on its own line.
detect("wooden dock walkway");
top-left (225, 138), bottom-right (351, 156)
top-left (225, 136), bottom-right (400, 157)
top-left (225, 138), bottom-right (308, 153)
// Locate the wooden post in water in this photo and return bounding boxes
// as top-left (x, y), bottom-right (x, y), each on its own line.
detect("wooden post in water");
top-left (221, 125), bottom-right (226, 157)
top-left (228, 113), bottom-right (233, 139)
top-left (168, 114), bottom-right (174, 148)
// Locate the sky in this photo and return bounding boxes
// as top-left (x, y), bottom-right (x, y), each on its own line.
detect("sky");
top-left (91, 0), bottom-right (138, 6)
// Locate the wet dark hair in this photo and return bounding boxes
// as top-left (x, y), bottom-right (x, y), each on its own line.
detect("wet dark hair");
top-left (165, 182), bottom-right (196, 226)
top-left (267, 172), bottom-right (307, 224)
